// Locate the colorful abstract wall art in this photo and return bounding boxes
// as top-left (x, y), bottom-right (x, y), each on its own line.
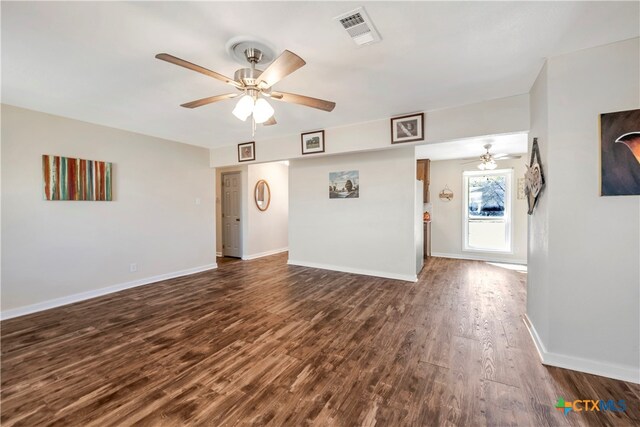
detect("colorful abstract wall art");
top-left (42, 155), bottom-right (113, 201)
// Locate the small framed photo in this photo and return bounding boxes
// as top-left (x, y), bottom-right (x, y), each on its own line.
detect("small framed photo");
top-left (301, 130), bottom-right (325, 155)
top-left (238, 141), bottom-right (255, 162)
top-left (391, 113), bottom-right (424, 144)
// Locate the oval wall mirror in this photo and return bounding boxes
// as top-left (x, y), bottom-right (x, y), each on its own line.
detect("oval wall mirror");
top-left (254, 179), bottom-right (271, 211)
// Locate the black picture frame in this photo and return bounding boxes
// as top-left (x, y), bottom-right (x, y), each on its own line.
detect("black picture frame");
top-left (238, 141), bottom-right (255, 162)
top-left (391, 113), bottom-right (424, 144)
top-left (301, 130), bottom-right (325, 155)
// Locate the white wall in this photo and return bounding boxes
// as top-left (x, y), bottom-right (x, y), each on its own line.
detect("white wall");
top-left (288, 147), bottom-right (419, 281)
top-left (245, 162), bottom-right (289, 259)
top-left (527, 38), bottom-right (640, 383)
top-left (527, 61), bottom-right (552, 350)
top-left (210, 94), bottom-right (529, 167)
top-left (429, 158), bottom-right (528, 264)
top-left (1, 105), bottom-right (216, 317)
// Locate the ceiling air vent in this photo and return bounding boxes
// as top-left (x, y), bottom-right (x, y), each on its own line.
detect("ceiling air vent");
top-left (334, 7), bottom-right (381, 47)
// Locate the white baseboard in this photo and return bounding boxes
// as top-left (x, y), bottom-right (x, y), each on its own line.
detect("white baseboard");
top-left (287, 259), bottom-right (417, 282)
top-left (524, 314), bottom-right (639, 384)
top-left (0, 263), bottom-right (218, 321)
top-left (216, 251), bottom-right (222, 257)
top-left (242, 247), bottom-right (288, 260)
top-left (522, 314), bottom-right (548, 362)
top-left (431, 252), bottom-right (527, 265)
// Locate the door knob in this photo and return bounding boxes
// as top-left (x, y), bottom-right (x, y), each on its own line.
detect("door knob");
top-left (236, 218), bottom-right (240, 221)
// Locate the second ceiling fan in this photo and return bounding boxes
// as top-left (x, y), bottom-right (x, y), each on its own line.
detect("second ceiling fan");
top-left (461, 144), bottom-right (522, 170)
top-left (156, 41), bottom-right (336, 131)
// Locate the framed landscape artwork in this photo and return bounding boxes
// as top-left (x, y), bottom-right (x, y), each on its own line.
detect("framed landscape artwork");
top-left (329, 170), bottom-right (359, 199)
top-left (238, 141), bottom-right (255, 162)
top-left (600, 108), bottom-right (640, 196)
top-left (301, 130), bottom-right (325, 155)
top-left (391, 112), bottom-right (424, 144)
top-left (42, 154), bottom-right (112, 201)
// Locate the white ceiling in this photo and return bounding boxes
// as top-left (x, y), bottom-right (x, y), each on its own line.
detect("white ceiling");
top-left (415, 132), bottom-right (528, 161)
top-left (2, 2), bottom-right (638, 149)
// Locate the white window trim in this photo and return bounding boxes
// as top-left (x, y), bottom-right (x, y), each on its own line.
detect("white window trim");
top-left (462, 168), bottom-right (514, 254)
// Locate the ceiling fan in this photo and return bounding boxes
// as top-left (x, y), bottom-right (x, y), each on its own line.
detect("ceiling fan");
top-left (155, 43), bottom-right (336, 134)
top-left (461, 144), bottom-right (522, 170)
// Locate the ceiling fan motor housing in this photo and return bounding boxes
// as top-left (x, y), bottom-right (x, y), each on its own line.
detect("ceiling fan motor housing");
top-left (234, 68), bottom-right (263, 89)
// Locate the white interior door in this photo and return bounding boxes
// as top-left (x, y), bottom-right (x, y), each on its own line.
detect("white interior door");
top-left (222, 172), bottom-right (242, 257)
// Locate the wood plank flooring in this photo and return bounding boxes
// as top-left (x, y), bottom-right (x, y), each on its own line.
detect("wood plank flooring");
top-left (1, 255), bottom-right (638, 426)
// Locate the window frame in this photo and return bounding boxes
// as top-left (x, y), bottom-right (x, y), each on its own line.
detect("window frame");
top-left (462, 168), bottom-right (514, 254)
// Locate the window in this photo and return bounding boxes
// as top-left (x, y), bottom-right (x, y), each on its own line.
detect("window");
top-left (463, 169), bottom-right (512, 253)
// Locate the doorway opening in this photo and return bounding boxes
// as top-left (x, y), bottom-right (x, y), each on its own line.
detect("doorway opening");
top-left (414, 132), bottom-right (528, 265)
top-left (216, 162), bottom-right (289, 262)
top-left (221, 171), bottom-right (242, 258)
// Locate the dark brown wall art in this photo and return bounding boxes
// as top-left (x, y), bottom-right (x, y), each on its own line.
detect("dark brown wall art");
top-left (600, 109), bottom-right (640, 196)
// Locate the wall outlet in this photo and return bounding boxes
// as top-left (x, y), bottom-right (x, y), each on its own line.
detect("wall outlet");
top-left (129, 263), bottom-right (137, 273)
top-left (195, 198), bottom-right (201, 205)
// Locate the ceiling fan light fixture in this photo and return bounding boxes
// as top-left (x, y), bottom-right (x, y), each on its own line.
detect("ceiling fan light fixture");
top-left (477, 162), bottom-right (486, 170)
top-left (252, 98), bottom-right (275, 124)
top-left (485, 160), bottom-right (497, 170)
top-left (232, 95), bottom-right (254, 121)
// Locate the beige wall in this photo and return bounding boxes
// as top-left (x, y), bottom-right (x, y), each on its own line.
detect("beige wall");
top-left (527, 61), bottom-right (552, 352)
top-left (246, 162), bottom-right (288, 258)
top-left (420, 36), bottom-right (640, 388)
top-left (288, 146), bottom-right (419, 281)
top-left (527, 38), bottom-right (639, 382)
top-left (1, 105), bottom-right (216, 316)
top-left (429, 157), bottom-right (528, 264)
top-left (210, 94), bottom-right (529, 167)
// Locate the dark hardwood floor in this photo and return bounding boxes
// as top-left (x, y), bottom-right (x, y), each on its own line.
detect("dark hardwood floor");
top-left (1, 255), bottom-right (638, 426)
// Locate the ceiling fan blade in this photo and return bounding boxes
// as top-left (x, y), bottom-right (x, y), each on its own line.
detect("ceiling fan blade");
top-left (156, 53), bottom-right (240, 88)
top-left (262, 116), bottom-right (277, 126)
top-left (494, 154), bottom-right (522, 160)
top-left (256, 50), bottom-right (306, 89)
top-left (270, 91), bottom-right (336, 112)
top-left (461, 159), bottom-right (481, 164)
top-left (180, 93), bottom-right (239, 109)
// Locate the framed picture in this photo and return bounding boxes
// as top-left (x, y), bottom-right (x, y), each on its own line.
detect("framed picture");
top-left (238, 141), bottom-right (255, 162)
top-left (600, 109), bottom-right (640, 196)
top-left (329, 170), bottom-right (359, 199)
top-left (42, 155), bottom-right (113, 201)
top-left (301, 130), bottom-right (325, 155)
top-left (391, 112), bottom-right (424, 144)
top-left (525, 138), bottom-right (545, 215)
